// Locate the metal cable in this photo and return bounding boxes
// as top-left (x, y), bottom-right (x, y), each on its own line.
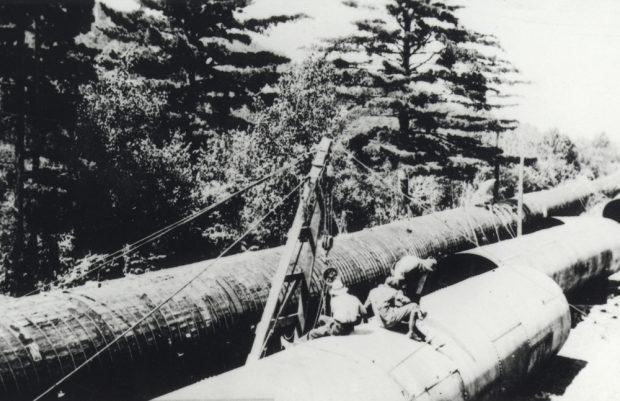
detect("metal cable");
top-left (338, 149), bottom-right (480, 247)
top-left (23, 151), bottom-right (313, 297)
top-left (31, 178), bottom-right (307, 401)
top-left (0, 176), bottom-right (613, 400)
top-left (337, 149), bottom-right (535, 246)
top-left (569, 303), bottom-right (588, 318)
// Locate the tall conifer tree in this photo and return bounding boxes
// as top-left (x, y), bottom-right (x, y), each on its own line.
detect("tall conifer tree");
top-left (329, 0), bottom-right (518, 182)
top-left (98, 0), bottom-right (302, 148)
top-left (0, 1), bottom-right (96, 294)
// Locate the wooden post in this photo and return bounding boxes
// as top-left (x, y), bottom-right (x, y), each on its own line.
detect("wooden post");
top-left (246, 138), bottom-right (332, 363)
top-left (11, 15), bottom-right (27, 295)
top-left (398, 168), bottom-right (410, 216)
top-left (517, 131), bottom-right (524, 236)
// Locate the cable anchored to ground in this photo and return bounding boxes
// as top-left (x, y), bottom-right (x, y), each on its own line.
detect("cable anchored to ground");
top-left (32, 177), bottom-right (308, 401)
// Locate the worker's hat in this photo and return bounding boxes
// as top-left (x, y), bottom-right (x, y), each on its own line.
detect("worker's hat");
top-left (323, 267), bottom-right (339, 284)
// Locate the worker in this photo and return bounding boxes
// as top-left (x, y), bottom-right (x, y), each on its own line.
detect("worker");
top-left (365, 276), bottom-right (427, 341)
top-left (307, 278), bottom-right (367, 340)
top-left (393, 255), bottom-right (436, 302)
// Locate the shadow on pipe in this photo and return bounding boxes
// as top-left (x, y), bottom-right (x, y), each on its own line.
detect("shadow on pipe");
top-left (3, 172), bottom-right (620, 401)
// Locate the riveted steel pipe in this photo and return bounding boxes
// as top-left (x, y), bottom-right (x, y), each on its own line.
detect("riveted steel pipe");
top-left (453, 217), bottom-right (620, 292)
top-left (155, 266), bottom-right (571, 401)
top-left (522, 172), bottom-right (620, 218)
top-left (155, 217), bottom-right (620, 401)
top-left (1, 173), bottom-right (620, 400)
top-left (0, 205), bottom-right (522, 401)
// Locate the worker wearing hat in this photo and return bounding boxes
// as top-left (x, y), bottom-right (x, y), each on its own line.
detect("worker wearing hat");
top-left (308, 277), bottom-right (367, 339)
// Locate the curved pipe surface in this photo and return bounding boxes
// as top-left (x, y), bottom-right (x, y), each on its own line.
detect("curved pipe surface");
top-left (155, 266), bottom-right (571, 401)
top-left (521, 173), bottom-right (620, 218)
top-left (154, 216), bottom-right (620, 401)
top-left (0, 205), bottom-right (522, 401)
top-left (453, 217), bottom-right (620, 291)
top-left (1, 174), bottom-right (619, 400)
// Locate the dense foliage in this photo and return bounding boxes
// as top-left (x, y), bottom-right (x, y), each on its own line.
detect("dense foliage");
top-left (98, 0), bottom-right (301, 143)
top-left (327, 0), bottom-right (518, 182)
top-left (0, 1), bottom-right (96, 294)
top-left (0, 0), bottom-right (616, 294)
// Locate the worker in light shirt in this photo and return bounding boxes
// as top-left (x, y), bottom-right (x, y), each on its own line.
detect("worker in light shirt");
top-left (393, 255), bottom-right (436, 303)
top-left (308, 278), bottom-right (367, 339)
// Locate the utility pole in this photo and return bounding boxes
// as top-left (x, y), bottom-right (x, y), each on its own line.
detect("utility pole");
top-left (398, 167), bottom-right (410, 216)
top-left (517, 130), bottom-right (524, 236)
top-left (246, 138), bottom-right (332, 363)
top-left (493, 131), bottom-right (501, 202)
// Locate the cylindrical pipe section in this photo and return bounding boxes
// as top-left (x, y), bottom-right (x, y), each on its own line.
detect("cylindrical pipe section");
top-left (0, 205), bottom-right (523, 401)
top-left (581, 193), bottom-right (620, 222)
top-left (521, 172), bottom-right (620, 218)
top-left (155, 266), bottom-right (570, 401)
top-left (452, 217), bottom-right (620, 292)
top-left (1, 173), bottom-right (619, 400)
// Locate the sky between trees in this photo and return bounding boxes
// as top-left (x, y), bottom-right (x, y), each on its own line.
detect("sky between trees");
top-left (104, 0), bottom-right (618, 142)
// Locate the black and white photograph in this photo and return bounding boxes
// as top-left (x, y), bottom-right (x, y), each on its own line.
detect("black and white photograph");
top-left (1, 0), bottom-right (620, 400)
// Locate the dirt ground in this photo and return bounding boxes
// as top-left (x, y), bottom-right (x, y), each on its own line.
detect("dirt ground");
top-left (504, 279), bottom-right (620, 401)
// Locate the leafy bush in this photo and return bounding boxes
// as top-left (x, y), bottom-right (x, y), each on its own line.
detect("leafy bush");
top-left (497, 126), bottom-right (581, 196)
top-left (208, 58), bottom-right (347, 248)
top-left (577, 132), bottom-right (620, 179)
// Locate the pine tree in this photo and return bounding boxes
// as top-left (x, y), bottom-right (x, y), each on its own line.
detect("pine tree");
top-left (97, 0), bottom-right (303, 148)
top-left (328, 0), bottom-right (519, 184)
top-left (0, 1), bottom-right (97, 294)
top-left (215, 58), bottom-right (345, 248)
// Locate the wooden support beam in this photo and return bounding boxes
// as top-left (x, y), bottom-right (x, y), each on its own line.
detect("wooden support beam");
top-left (246, 138), bottom-right (332, 363)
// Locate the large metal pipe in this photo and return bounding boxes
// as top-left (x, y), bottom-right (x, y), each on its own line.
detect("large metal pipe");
top-left (1, 174), bottom-right (619, 401)
top-left (156, 266), bottom-right (571, 401)
top-left (156, 216), bottom-right (620, 401)
top-left (0, 205), bottom-right (520, 401)
top-left (444, 216), bottom-right (620, 292)
top-left (521, 173), bottom-right (620, 218)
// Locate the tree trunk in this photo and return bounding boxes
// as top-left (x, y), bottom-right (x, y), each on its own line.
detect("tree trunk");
top-left (398, 108), bottom-right (411, 142)
top-left (399, 13), bottom-right (412, 142)
top-left (26, 14), bottom-right (41, 284)
top-left (11, 16), bottom-right (27, 295)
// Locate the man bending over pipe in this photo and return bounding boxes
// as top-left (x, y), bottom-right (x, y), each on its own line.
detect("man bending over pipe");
top-left (365, 255), bottom-right (435, 341)
top-left (393, 255), bottom-right (436, 303)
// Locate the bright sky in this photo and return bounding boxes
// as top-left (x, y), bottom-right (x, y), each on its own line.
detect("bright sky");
top-left (103, 0), bottom-right (620, 141)
top-left (459, 0), bottom-right (620, 141)
top-left (102, 0), bottom-right (137, 11)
